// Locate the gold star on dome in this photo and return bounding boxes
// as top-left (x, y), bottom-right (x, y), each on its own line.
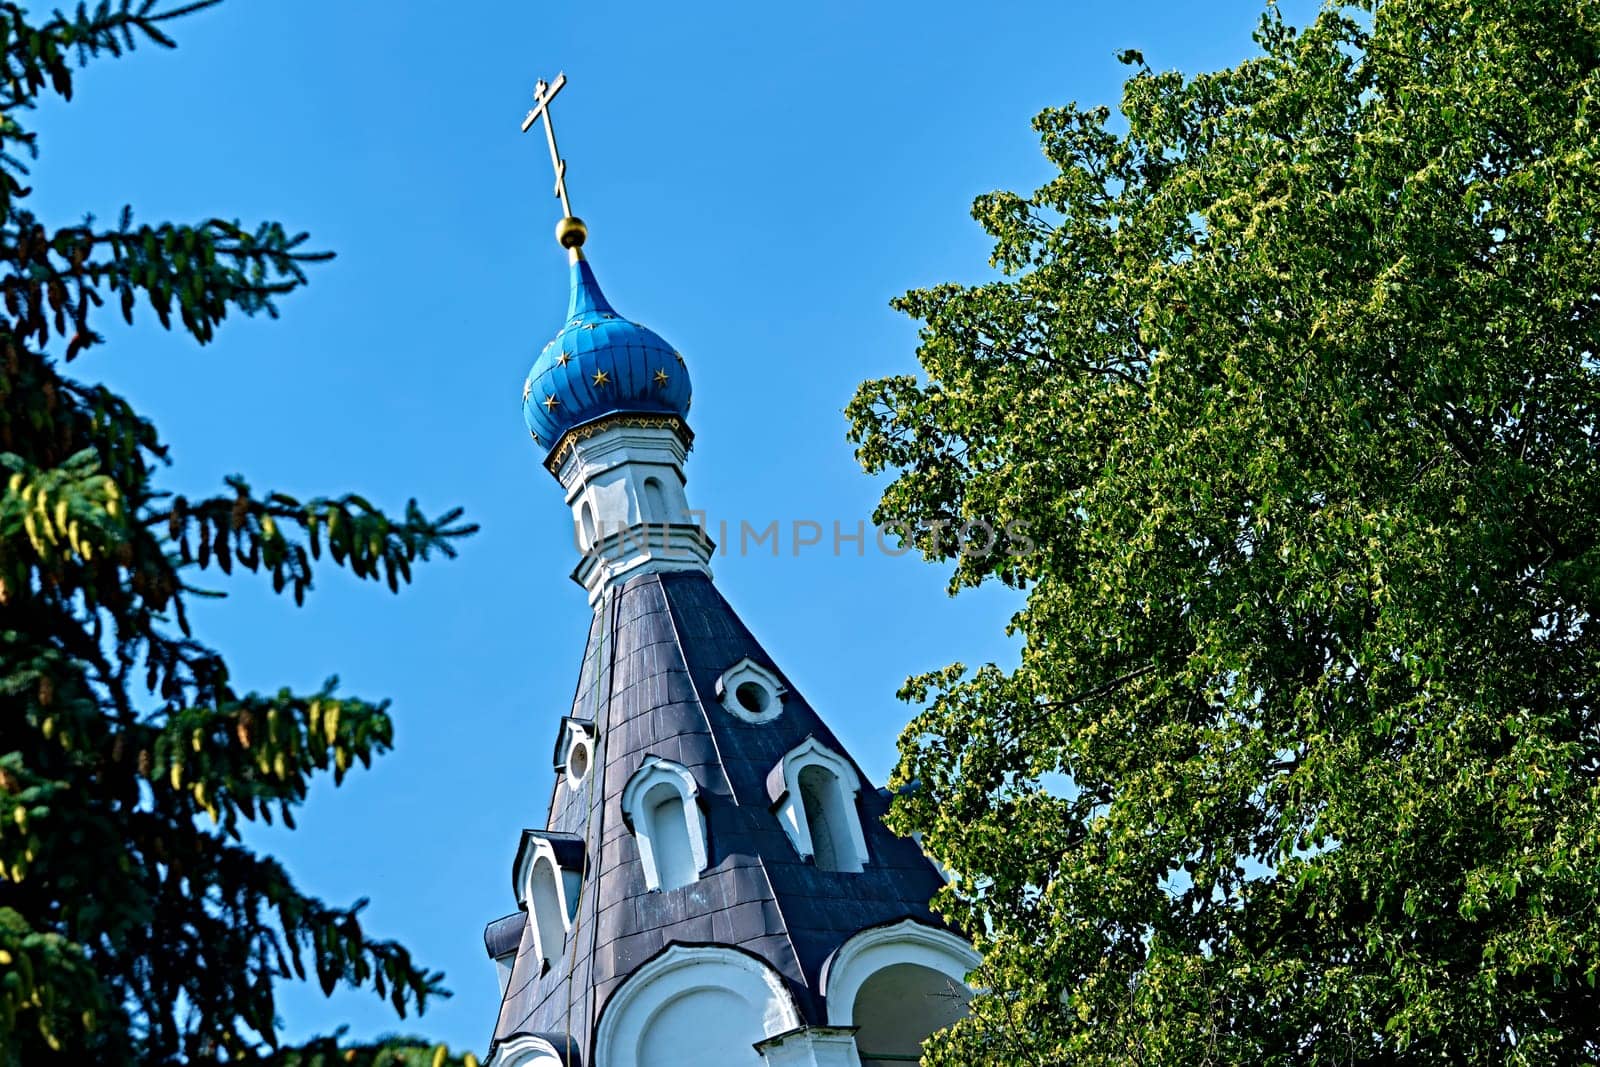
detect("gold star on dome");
top-left (529, 429), bottom-right (541, 443)
top-left (543, 394), bottom-right (560, 410)
top-left (653, 368), bottom-right (670, 386)
top-left (592, 369), bottom-right (610, 387)
top-left (555, 351), bottom-right (571, 366)
top-left (581, 322), bottom-right (599, 330)
top-left (673, 350), bottom-right (685, 364)
top-left (521, 380), bottom-right (532, 403)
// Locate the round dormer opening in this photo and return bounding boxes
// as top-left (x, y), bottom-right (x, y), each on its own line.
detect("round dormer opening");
top-left (736, 681), bottom-right (771, 717)
top-left (567, 734), bottom-right (593, 788)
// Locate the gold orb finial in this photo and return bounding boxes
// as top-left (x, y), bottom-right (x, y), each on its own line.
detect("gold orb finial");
top-left (557, 215), bottom-right (587, 250)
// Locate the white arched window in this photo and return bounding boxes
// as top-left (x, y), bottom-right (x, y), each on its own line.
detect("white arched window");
top-left (820, 919), bottom-right (980, 1067)
top-left (642, 476), bottom-right (670, 525)
top-left (512, 832), bottom-right (584, 971)
top-left (766, 736), bottom-right (869, 872)
top-left (620, 756), bottom-right (708, 891)
top-left (579, 499), bottom-right (598, 548)
top-left (528, 856), bottom-right (566, 969)
top-left (800, 764), bottom-right (847, 870)
top-left (595, 945), bottom-right (801, 1067)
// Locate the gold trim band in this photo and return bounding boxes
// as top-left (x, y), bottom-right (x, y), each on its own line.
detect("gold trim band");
top-left (544, 412), bottom-right (694, 473)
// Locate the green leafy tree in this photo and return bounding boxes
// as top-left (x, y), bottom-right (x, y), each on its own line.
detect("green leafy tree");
top-left (0, 3), bottom-right (479, 1063)
top-left (850, 1), bottom-right (1600, 1062)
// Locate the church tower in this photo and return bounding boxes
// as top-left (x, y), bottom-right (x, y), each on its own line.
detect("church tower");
top-left (483, 76), bottom-right (977, 1067)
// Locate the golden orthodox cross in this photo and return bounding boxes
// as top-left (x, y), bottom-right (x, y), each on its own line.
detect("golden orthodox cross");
top-left (521, 73), bottom-right (574, 217)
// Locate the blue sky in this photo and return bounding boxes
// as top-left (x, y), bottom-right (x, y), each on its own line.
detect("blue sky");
top-left (28, 0), bottom-right (1315, 1054)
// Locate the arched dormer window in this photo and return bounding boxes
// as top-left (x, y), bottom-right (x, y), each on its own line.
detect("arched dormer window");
top-left (512, 831), bottom-right (585, 971)
top-left (800, 764), bottom-right (847, 870)
top-left (620, 756), bottom-right (708, 891)
top-left (528, 855), bottom-right (566, 969)
top-left (579, 499), bottom-right (598, 549)
top-left (766, 737), bottom-right (869, 873)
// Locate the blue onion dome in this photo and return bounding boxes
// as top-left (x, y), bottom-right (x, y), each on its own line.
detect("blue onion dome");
top-left (522, 254), bottom-right (691, 456)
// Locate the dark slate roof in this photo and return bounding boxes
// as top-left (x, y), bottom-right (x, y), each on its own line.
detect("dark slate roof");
top-left (484, 912), bottom-right (525, 960)
top-left (484, 570), bottom-right (949, 1063)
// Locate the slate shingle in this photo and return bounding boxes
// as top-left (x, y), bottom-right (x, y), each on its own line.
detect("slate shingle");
top-left (483, 571), bottom-right (951, 1063)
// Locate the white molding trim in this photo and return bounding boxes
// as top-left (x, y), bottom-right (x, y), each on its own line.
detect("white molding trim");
top-left (620, 755), bottom-right (709, 891)
top-left (595, 944), bottom-right (802, 1067)
top-left (715, 657), bottom-right (788, 723)
top-left (819, 919), bottom-right (980, 1028)
top-left (769, 737), bottom-right (868, 872)
top-left (487, 1032), bottom-right (570, 1067)
top-left (569, 522), bottom-right (716, 607)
